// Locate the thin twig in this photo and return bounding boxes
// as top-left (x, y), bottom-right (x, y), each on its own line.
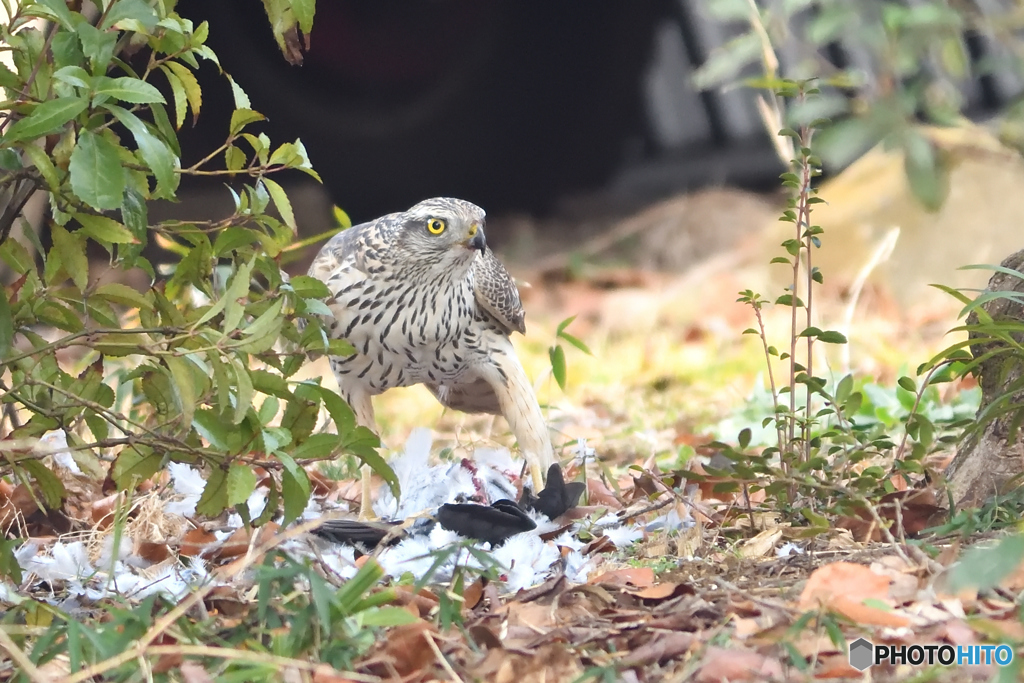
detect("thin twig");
top-left (0, 625), bottom-right (49, 683)
top-left (424, 631), bottom-right (465, 683)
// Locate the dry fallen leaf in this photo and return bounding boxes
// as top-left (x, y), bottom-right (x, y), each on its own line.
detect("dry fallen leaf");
top-left (586, 477), bottom-right (624, 508)
top-left (213, 522), bottom-right (280, 561)
top-left (472, 643), bottom-right (585, 683)
top-left (629, 582), bottom-right (690, 601)
top-left (138, 540), bottom-right (171, 564)
top-left (738, 527), bottom-right (783, 559)
top-left (90, 493), bottom-right (118, 529)
top-left (374, 620), bottom-right (436, 679)
top-left (798, 561), bottom-right (911, 628)
top-left (589, 567), bottom-right (655, 588)
top-left (695, 646), bottom-right (786, 682)
top-left (463, 577), bottom-right (486, 610)
top-left (178, 528), bottom-right (217, 557)
top-left (813, 652), bottom-right (861, 679)
top-left (620, 631), bottom-right (694, 668)
top-left (391, 586), bottom-right (439, 619)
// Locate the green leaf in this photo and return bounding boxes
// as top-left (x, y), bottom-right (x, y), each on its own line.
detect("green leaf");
top-left (99, 0), bottom-right (158, 31)
top-left (196, 466), bottom-right (229, 517)
top-left (295, 383), bottom-right (396, 495)
top-left (75, 21), bottom-right (117, 75)
top-left (834, 374), bottom-right (853, 404)
top-left (897, 376), bottom-right (917, 393)
top-left (20, 460), bottom-right (66, 509)
top-left (69, 130), bottom-right (125, 210)
top-left (93, 76), bottom-right (165, 104)
top-left (230, 357), bottom-right (254, 425)
top-left (555, 315), bottom-right (577, 336)
top-left (558, 330), bottom-right (592, 356)
top-left (160, 66), bottom-right (187, 129)
top-left (162, 61), bottom-right (201, 123)
top-left (110, 446), bottom-right (163, 490)
top-left (227, 463), bottom-right (258, 507)
top-left (291, 0), bottom-right (316, 34)
top-left (195, 258), bottom-right (253, 327)
top-left (0, 538), bottom-right (23, 584)
top-left (549, 344), bottom-right (567, 391)
top-left (261, 177), bottom-right (296, 232)
top-left (815, 116), bottom-right (880, 169)
top-left (227, 74), bottom-right (251, 109)
top-left (229, 108), bottom-right (265, 135)
top-left (104, 104), bottom-right (179, 198)
top-left (333, 205), bottom-right (352, 228)
top-left (903, 130), bottom-right (948, 211)
top-left (241, 297), bottom-right (285, 338)
top-left (165, 356), bottom-right (197, 429)
top-left (91, 332), bottom-right (148, 356)
top-left (225, 145), bottom-right (246, 172)
top-left (3, 96), bottom-right (87, 143)
top-left (94, 283), bottom-right (153, 311)
top-left (307, 571), bottom-right (333, 636)
top-left (326, 338), bottom-right (355, 356)
top-left (0, 288), bottom-right (12, 357)
top-left (258, 396), bottom-right (281, 426)
top-left (0, 62), bottom-right (18, 92)
top-left (121, 184), bottom-right (148, 239)
top-left (0, 238), bottom-right (33, 274)
top-left (0, 148), bottom-right (21, 171)
top-left (277, 451), bottom-right (310, 525)
top-left (290, 433), bottom-right (341, 461)
top-left (336, 557), bottom-right (385, 612)
top-left (816, 330), bottom-right (848, 344)
top-left (262, 427), bottom-right (292, 455)
top-left (74, 213), bottom-right (138, 244)
top-left (949, 534), bottom-right (1024, 592)
top-left (50, 223), bottom-right (89, 290)
top-left (20, 144), bottom-right (60, 193)
top-left (213, 227), bottom-right (260, 256)
top-left (29, 0), bottom-right (77, 30)
top-left (250, 369), bottom-right (294, 399)
top-left (193, 409), bottom-right (232, 451)
top-left (359, 607), bottom-right (418, 628)
top-left (288, 275), bottom-right (330, 299)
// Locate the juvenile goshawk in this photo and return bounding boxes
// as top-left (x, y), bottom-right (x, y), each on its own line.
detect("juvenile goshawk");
top-left (308, 197), bottom-right (554, 496)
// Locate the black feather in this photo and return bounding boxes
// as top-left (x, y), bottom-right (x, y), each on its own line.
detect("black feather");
top-left (520, 463), bottom-right (585, 520)
top-left (437, 499), bottom-right (536, 545)
top-left (311, 519), bottom-right (402, 549)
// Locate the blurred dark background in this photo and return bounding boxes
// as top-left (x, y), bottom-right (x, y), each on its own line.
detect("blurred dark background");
top-left (173, 0), bottom-right (787, 225)
top-left (173, 0), bottom-right (1022, 230)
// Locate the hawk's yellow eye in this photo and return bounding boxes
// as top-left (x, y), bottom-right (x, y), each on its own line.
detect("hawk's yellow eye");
top-left (427, 218), bottom-right (446, 235)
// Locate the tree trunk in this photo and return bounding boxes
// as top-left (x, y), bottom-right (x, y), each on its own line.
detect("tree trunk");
top-left (945, 248), bottom-right (1024, 509)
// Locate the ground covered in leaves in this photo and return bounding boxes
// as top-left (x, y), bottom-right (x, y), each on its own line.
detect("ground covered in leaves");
top-left (5, 170), bottom-right (1024, 681)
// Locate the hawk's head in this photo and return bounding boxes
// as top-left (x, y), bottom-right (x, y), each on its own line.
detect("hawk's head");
top-left (395, 197), bottom-right (487, 271)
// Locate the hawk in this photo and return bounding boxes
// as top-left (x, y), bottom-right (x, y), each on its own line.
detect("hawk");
top-left (307, 197), bottom-right (554, 512)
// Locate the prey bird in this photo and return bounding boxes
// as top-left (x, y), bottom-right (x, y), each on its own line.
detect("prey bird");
top-left (307, 197), bottom-right (554, 516)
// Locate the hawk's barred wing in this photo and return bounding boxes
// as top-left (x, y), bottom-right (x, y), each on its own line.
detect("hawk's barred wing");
top-left (473, 249), bottom-right (526, 335)
top-left (306, 221), bottom-right (373, 282)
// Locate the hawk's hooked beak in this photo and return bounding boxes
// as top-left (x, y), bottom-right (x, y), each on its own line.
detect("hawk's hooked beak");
top-left (464, 224), bottom-right (486, 252)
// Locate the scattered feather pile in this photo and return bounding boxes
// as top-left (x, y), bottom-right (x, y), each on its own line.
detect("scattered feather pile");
top-left (15, 429), bottom-right (650, 603)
